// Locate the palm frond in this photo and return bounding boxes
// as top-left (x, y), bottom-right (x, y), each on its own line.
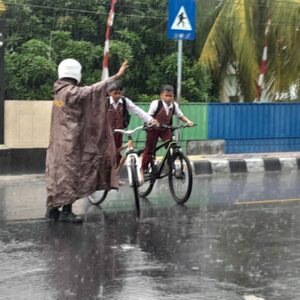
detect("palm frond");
top-left (198, 0), bottom-right (300, 101)
top-left (199, 10), bottom-right (225, 78)
top-left (230, 0), bottom-right (259, 100)
top-left (267, 0), bottom-right (300, 93)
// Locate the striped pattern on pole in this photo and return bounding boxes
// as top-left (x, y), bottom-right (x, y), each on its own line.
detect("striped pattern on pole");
top-left (101, 0), bottom-right (117, 80)
top-left (256, 18), bottom-right (271, 102)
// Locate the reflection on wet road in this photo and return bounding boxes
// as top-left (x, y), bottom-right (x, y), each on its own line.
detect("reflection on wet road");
top-left (0, 172), bottom-right (300, 299)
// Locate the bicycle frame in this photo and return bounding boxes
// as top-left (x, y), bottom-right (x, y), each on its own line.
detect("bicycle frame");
top-left (139, 123), bottom-right (195, 201)
top-left (126, 149), bottom-right (142, 186)
top-left (151, 139), bottom-right (180, 179)
top-left (115, 125), bottom-right (149, 219)
top-left (115, 125), bottom-right (145, 187)
top-left (144, 123), bottom-right (195, 182)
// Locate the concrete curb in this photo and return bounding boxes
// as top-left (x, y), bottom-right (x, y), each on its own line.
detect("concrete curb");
top-left (1, 148), bottom-right (300, 176)
top-left (192, 157), bottom-right (300, 175)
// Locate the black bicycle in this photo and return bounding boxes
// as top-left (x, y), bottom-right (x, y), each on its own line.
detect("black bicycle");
top-left (139, 124), bottom-right (195, 204)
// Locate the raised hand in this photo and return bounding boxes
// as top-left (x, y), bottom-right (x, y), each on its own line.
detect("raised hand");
top-left (115, 60), bottom-right (129, 78)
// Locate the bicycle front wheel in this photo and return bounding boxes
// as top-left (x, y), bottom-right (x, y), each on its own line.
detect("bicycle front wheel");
top-left (88, 190), bottom-right (108, 205)
top-left (168, 151), bottom-right (193, 204)
top-left (129, 157), bottom-right (141, 219)
top-left (139, 162), bottom-right (156, 197)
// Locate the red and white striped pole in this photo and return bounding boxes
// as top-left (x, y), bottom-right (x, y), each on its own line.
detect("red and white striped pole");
top-left (256, 17), bottom-right (271, 102)
top-left (101, 0), bottom-right (117, 80)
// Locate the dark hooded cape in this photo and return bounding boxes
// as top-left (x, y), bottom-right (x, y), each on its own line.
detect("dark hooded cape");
top-left (46, 78), bottom-right (118, 208)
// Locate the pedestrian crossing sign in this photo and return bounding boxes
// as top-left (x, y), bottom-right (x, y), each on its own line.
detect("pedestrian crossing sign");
top-left (167, 0), bottom-right (196, 40)
top-left (171, 6), bottom-right (192, 31)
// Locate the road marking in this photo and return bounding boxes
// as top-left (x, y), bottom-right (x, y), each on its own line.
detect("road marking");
top-left (235, 198), bottom-right (300, 205)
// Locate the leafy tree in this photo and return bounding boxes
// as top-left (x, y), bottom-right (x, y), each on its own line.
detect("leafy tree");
top-left (183, 63), bottom-right (212, 102)
top-left (5, 39), bottom-right (56, 99)
top-left (145, 52), bottom-right (212, 102)
top-left (3, 0), bottom-right (213, 102)
top-left (198, 0), bottom-right (300, 102)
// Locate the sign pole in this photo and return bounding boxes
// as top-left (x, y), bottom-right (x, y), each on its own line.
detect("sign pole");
top-left (175, 38), bottom-right (183, 141)
top-left (168, 0), bottom-right (196, 101)
top-left (177, 39), bottom-right (183, 103)
top-left (167, 0), bottom-right (195, 141)
top-left (0, 20), bottom-right (4, 144)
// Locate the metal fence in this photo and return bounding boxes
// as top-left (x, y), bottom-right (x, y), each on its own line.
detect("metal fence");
top-left (130, 102), bottom-right (300, 154)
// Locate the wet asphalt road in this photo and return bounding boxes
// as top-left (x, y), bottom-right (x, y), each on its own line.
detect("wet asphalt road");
top-left (0, 172), bottom-right (300, 300)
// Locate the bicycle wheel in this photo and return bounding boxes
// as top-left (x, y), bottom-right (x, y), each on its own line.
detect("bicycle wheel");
top-left (168, 151), bottom-right (193, 204)
top-left (87, 190), bottom-right (108, 205)
top-left (129, 157), bottom-right (141, 218)
top-left (139, 162), bottom-right (156, 197)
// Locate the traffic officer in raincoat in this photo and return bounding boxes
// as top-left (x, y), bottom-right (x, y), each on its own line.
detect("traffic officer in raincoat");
top-left (45, 59), bottom-right (128, 223)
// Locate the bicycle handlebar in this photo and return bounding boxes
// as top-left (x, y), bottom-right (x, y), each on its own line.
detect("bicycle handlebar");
top-left (114, 125), bottom-right (145, 136)
top-left (159, 123), bottom-right (197, 130)
top-left (114, 123), bottom-right (196, 135)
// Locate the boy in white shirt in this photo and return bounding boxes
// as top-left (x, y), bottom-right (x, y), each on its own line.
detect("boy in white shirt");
top-left (107, 81), bottom-right (157, 179)
top-left (141, 84), bottom-right (194, 181)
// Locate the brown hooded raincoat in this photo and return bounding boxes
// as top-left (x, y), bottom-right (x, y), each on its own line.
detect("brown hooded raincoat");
top-left (46, 78), bottom-right (118, 208)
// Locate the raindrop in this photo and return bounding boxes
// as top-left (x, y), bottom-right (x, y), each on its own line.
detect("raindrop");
top-left (120, 244), bottom-right (135, 250)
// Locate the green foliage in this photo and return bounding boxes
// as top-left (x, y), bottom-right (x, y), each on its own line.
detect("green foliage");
top-left (3, 0), bottom-right (213, 102)
top-left (198, 0), bottom-right (300, 102)
top-left (182, 64), bottom-right (212, 102)
top-left (109, 40), bottom-right (134, 68)
top-left (135, 94), bottom-right (159, 103)
top-left (20, 39), bottom-right (51, 58)
top-left (59, 40), bottom-right (101, 70)
top-left (5, 39), bottom-right (56, 99)
top-left (143, 52), bottom-right (212, 102)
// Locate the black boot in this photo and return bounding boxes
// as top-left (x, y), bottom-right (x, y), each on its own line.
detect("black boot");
top-left (59, 204), bottom-right (83, 223)
top-left (45, 206), bottom-right (60, 221)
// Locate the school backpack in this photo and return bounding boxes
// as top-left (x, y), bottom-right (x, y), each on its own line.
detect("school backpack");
top-left (107, 96), bottom-right (131, 128)
top-left (153, 99), bottom-right (176, 125)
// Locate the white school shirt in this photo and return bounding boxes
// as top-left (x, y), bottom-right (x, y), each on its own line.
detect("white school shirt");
top-left (148, 100), bottom-right (184, 118)
top-left (109, 96), bottom-right (153, 123)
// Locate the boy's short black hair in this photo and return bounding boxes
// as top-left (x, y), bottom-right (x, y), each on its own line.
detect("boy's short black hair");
top-left (107, 80), bottom-right (124, 92)
top-left (160, 84), bottom-right (174, 94)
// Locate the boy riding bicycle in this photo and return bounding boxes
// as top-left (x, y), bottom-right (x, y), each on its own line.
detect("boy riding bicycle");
top-left (140, 84), bottom-right (194, 182)
top-left (106, 81), bottom-right (158, 183)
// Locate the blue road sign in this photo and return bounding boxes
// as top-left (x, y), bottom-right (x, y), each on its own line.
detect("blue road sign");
top-left (167, 0), bottom-right (196, 40)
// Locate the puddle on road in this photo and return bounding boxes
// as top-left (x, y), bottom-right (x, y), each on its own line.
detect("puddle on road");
top-left (0, 202), bottom-right (299, 299)
top-left (1, 173), bottom-right (300, 299)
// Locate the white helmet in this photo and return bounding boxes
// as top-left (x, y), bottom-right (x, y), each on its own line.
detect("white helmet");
top-left (58, 58), bottom-right (82, 83)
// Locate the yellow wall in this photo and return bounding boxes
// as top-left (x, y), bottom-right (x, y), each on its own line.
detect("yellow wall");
top-left (5, 101), bottom-right (52, 148)
top-left (0, 1), bottom-right (6, 14)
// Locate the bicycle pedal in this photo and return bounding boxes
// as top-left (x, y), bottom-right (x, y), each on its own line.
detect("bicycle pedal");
top-left (118, 180), bottom-right (126, 186)
top-left (144, 173), bottom-right (151, 179)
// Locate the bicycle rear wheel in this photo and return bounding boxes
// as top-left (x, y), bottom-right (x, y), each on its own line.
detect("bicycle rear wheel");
top-left (129, 157), bottom-right (141, 219)
top-left (87, 190), bottom-right (108, 205)
top-left (168, 151), bottom-right (193, 204)
top-left (139, 162), bottom-right (156, 197)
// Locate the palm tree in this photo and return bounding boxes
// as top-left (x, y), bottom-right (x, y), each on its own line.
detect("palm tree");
top-left (198, 0), bottom-right (300, 102)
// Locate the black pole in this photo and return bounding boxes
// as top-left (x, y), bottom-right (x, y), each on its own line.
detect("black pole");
top-left (0, 19), bottom-right (4, 144)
